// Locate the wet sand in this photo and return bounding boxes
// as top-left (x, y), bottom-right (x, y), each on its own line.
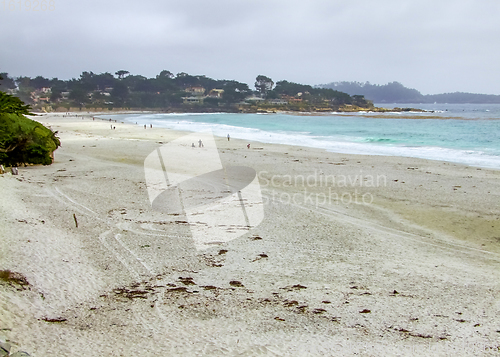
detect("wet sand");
top-left (1, 113), bottom-right (499, 356)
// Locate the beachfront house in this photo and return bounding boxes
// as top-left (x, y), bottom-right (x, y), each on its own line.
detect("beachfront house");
top-left (208, 89), bottom-right (224, 98)
top-left (184, 86), bottom-right (205, 95)
top-left (279, 95), bottom-right (302, 103)
top-left (268, 99), bottom-right (288, 105)
top-left (30, 89), bottom-right (51, 104)
top-left (245, 95), bottom-right (266, 103)
top-left (182, 96), bottom-right (204, 104)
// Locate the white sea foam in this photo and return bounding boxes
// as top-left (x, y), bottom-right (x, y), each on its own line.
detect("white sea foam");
top-left (117, 114), bottom-right (500, 170)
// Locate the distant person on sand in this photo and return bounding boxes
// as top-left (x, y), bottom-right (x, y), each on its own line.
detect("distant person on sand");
top-left (150, 124), bottom-right (152, 128)
top-left (144, 124), bottom-right (146, 129)
top-left (227, 134), bottom-right (230, 141)
top-left (191, 143), bottom-right (195, 148)
top-left (198, 139), bottom-right (204, 147)
top-left (247, 143), bottom-right (250, 149)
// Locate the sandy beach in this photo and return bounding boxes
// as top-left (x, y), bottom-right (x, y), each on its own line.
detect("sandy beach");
top-left (1, 113), bottom-right (499, 356)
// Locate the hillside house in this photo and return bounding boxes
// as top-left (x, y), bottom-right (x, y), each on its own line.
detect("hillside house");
top-left (245, 96), bottom-right (266, 103)
top-left (208, 89), bottom-right (224, 98)
top-left (268, 99), bottom-right (288, 105)
top-left (182, 96), bottom-right (204, 104)
top-left (184, 86), bottom-right (205, 95)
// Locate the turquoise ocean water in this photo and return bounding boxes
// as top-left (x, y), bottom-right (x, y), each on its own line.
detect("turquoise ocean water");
top-left (104, 103), bottom-right (500, 169)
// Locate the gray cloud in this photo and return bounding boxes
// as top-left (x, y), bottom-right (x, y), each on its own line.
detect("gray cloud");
top-left (1, 0), bottom-right (499, 94)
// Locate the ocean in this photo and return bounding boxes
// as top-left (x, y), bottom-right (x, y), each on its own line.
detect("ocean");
top-left (103, 103), bottom-right (500, 169)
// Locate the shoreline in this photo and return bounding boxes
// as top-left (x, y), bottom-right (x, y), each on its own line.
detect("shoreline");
top-left (36, 103), bottom-right (427, 116)
top-left (71, 111), bottom-right (500, 171)
top-left (1, 113), bottom-right (499, 356)
top-left (37, 104), bottom-right (428, 117)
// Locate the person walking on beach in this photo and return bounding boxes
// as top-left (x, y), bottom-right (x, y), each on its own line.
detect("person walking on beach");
top-left (227, 134), bottom-right (230, 141)
top-left (247, 143), bottom-right (250, 149)
top-left (198, 139), bottom-right (204, 147)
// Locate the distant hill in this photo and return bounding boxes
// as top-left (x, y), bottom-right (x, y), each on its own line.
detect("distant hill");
top-left (320, 81), bottom-right (500, 104)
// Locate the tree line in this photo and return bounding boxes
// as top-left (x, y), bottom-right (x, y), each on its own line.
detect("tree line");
top-left (0, 71), bottom-right (372, 111)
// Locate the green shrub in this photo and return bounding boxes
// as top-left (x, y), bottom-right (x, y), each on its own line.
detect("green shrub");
top-left (0, 112), bottom-right (60, 166)
top-left (0, 90), bottom-right (61, 166)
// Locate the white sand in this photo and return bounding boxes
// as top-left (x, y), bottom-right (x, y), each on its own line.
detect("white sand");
top-left (0, 113), bottom-right (499, 356)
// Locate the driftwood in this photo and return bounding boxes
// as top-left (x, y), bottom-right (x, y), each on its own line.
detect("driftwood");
top-left (73, 213), bottom-right (78, 228)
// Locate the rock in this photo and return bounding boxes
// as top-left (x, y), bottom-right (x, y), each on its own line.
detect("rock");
top-left (0, 342), bottom-right (11, 357)
top-left (229, 280), bottom-right (244, 287)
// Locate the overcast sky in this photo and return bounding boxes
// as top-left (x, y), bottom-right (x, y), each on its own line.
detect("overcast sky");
top-left (1, 0), bottom-right (499, 94)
